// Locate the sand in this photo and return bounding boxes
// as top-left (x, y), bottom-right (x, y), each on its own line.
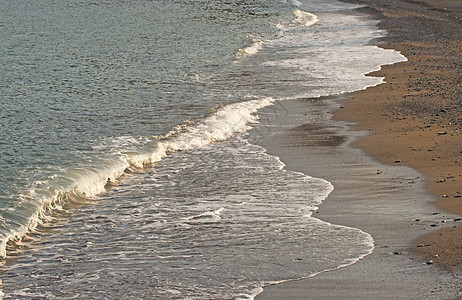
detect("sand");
top-left (255, 98), bottom-right (461, 298)
top-left (336, 0), bottom-right (462, 273)
top-left (255, 0), bottom-right (461, 298)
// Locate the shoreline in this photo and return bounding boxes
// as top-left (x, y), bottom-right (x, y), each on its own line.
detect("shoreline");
top-left (335, 0), bottom-right (462, 272)
top-left (255, 95), bottom-right (461, 298)
top-left (256, 0), bottom-right (461, 298)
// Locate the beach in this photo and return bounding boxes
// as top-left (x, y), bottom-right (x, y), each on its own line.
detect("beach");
top-left (1, 0), bottom-right (460, 297)
top-left (2, 1), bottom-right (411, 297)
top-left (257, 0), bottom-right (461, 298)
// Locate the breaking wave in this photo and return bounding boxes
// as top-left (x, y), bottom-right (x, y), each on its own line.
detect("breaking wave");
top-left (0, 98), bottom-right (274, 257)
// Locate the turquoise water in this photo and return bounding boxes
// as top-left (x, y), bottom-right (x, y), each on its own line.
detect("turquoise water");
top-left (0, 0), bottom-right (406, 298)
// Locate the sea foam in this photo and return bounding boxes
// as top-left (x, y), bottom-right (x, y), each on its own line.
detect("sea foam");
top-left (0, 97), bottom-right (275, 258)
top-left (292, 9), bottom-right (318, 27)
top-left (237, 9), bottom-right (318, 58)
top-left (238, 41), bottom-right (263, 57)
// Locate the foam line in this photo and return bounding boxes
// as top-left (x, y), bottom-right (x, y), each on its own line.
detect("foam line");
top-left (0, 98), bottom-right (275, 258)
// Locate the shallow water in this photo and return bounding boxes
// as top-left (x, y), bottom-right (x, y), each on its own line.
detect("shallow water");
top-left (3, 137), bottom-right (375, 298)
top-left (0, 0), bottom-right (406, 298)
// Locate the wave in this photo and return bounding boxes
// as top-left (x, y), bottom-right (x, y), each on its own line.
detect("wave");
top-left (0, 97), bottom-right (275, 258)
top-left (238, 40), bottom-right (263, 57)
top-left (252, 224), bottom-right (374, 299)
top-left (185, 207), bottom-right (225, 225)
top-left (292, 9), bottom-right (318, 27)
top-left (237, 9), bottom-right (317, 58)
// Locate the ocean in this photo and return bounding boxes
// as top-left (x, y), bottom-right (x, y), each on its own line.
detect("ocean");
top-left (0, 0), bottom-right (406, 298)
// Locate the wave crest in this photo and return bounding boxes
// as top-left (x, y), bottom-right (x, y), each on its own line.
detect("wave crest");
top-left (292, 9), bottom-right (318, 27)
top-left (237, 40), bottom-right (263, 57)
top-left (0, 98), bottom-right (274, 258)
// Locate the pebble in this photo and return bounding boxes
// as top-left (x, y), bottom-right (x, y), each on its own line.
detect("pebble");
top-left (416, 243), bottom-right (433, 247)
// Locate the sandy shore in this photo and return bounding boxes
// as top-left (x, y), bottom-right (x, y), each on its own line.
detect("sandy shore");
top-left (254, 97), bottom-right (461, 298)
top-left (256, 0), bottom-right (461, 298)
top-left (336, 0), bottom-right (462, 272)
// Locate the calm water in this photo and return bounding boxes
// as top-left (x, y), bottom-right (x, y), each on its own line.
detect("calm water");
top-left (0, 0), bottom-right (405, 298)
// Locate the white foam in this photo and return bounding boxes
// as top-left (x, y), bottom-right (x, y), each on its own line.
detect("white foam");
top-left (186, 208), bottom-right (225, 224)
top-left (238, 41), bottom-right (263, 57)
top-left (292, 9), bottom-right (318, 27)
top-left (162, 98), bottom-right (274, 152)
top-left (0, 97), bottom-right (275, 258)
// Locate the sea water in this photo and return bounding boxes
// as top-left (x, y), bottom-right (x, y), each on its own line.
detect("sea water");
top-left (0, 0), bottom-right (406, 298)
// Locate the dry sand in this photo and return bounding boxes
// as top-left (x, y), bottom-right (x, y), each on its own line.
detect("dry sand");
top-left (256, 0), bottom-right (461, 298)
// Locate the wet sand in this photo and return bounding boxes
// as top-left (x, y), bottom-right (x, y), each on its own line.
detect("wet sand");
top-left (336, 0), bottom-right (462, 273)
top-left (256, 0), bottom-right (461, 298)
top-left (255, 98), bottom-right (461, 298)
